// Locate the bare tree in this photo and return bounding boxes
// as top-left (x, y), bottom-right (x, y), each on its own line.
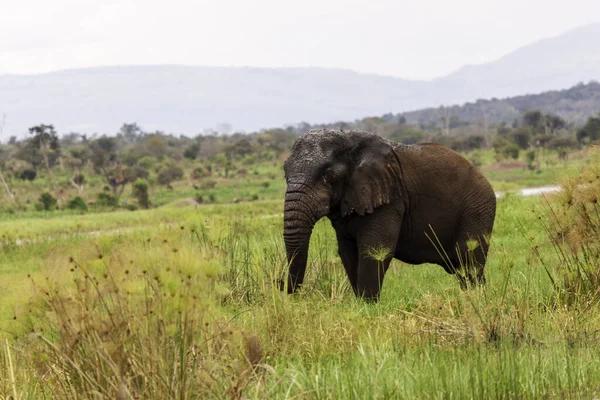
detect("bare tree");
top-left (28, 124), bottom-right (61, 207)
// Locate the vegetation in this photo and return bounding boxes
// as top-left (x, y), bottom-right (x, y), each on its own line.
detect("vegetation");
top-left (1, 151), bottom-right (600, 397)
top-left (1, 87), bottom-right (600, 398)
top-left (1, 106), bottom-right (598, 215)
top-left (401, 81), bottom-right (600, 127)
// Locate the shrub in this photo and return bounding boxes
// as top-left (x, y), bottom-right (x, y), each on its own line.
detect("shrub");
top-left (194, 193), bottom-right (204, 204)
top-left (137, 156), bottom-right (155, 170)
top-left (132, 179), bottom-right (151, 209)
top-left (66, 195), bottom-right (88, 211)
top-left (525, 150), bottom-right (536, 170)
top-left (125, 166), bottom-right (149, 182)
top-left (191, 166), bottom-right (207, 179)
top-left (72, 173), bottom-right (85, 186)
top-left (539, 147), bottom-right (600, 305)
top-left (501, 144), bottom-right (520, 160)
top-left (96, 192), bottom-right (119, 207)
top-left (469, 151), bottom-right (483, 168)
top-left (37, 192), bottom-right (57, 211)
top-left (183, 143), bottom-right (200, 160)
top-left (19, 169), bottom-right (37, 182)
top-left (157, 165), bottom-right (184, 187)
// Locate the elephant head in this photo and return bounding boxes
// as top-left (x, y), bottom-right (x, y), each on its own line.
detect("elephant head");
top-left (282, 129), bottom-right (402, 293)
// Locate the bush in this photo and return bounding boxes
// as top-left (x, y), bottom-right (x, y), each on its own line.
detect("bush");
top-left (525, 150), bottom-right (536, 170)
top-left (137, 156), bottom-right (155, 170)
top-left (96, 192), bottom-right (119, 207)
top-left (540, 148), bottom-right (600, 305)
top-left (37, 192), bottom-right (57, 211)
top-left (72, 173), bottom-right (85, 186)
top-left (194, 193), bottom-right (204, 204)
top-left (132, 179), bottom-right (151, 209)
top-left (67, 196), bottom-right (88, 211)
top-left (19, 169), bottom-right (37, 182)
top-left (183, 143), bottom-right (200, 160)
top-left (157, 165), bottom-right (184, 187)
top-left (191, 166), bottom-right (207, 179)
top-left (501, 144), bottom-right (520, 160)
top-left (469, 151), bottom-right (483, 168)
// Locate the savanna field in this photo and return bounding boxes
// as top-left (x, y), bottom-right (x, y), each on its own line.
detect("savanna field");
top-left (2, 148), bottom-right (600, 399)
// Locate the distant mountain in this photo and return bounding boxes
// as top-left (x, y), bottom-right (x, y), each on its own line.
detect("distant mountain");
top-left (432, 23), bottom-right (600, 104)
top-left (401, 81), bottom-right (600, 128)
top-left (0, 66), bottom-right (428, 138)
top-left (1, 23), bottom-right (599, 138)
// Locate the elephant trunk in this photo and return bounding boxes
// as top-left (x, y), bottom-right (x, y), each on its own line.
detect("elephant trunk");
top-left (282, 183), bottom-right (322, 293)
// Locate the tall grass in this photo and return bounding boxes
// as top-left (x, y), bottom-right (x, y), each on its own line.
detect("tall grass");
top-left (2, 186), bottom-right (600, 398)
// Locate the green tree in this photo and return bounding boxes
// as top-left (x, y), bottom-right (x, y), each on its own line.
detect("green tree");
top-left (501, 144), bottom-right (520, 160)
top-left (26, 124), bottom-right (61, 207)
top-left (542, 114), bottom-right (566, 135)
top-left (90, 137), bottom-right (129, 197)
top-left (37, 192), bottom-right (57, 211)
top-left (510, 128), bottom-right (532, 149)
top-left (522, 110), bottom-right (543, 131)
top-left (184, 143), bottom-right (200, 160)
top-left (157, 165), bottom-right (184, 189)
top-left (66, 196), bottom-right (88, 211)
top-left (577, 115), bottom-right (600, 143)
top-left (118, 122), bottom-right (142, 143)
top-left (19, 169), bottom-right (37, 182)
top-left (65, 147), bottom-right (89, 195)
top-left (132, 179), bottom-right (150, 209)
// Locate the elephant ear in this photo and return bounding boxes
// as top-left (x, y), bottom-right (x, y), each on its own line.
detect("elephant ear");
top-left (341, 139), bottom-right (402, 217)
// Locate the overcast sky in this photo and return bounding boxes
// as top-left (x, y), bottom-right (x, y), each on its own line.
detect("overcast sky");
top-left (1, 0), bottom-right (599, 80)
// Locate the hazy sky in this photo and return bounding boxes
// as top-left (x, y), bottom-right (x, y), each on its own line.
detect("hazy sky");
top-left (1, 0), bottom-right (599, 80)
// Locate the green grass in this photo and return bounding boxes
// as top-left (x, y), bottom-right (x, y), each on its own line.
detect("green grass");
top-left (1, 149), bottom-right (600, 398)
top-left (2, 191), bottom-right (600, 398)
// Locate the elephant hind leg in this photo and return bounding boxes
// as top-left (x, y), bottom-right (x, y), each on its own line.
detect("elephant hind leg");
top-left (443, 234), bottom-right (489, 290)
top-left (457, 234), bottom-right (490, 289)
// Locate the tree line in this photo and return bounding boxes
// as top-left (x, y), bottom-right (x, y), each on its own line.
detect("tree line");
top-left (1, 106), bottom-right (599, 212)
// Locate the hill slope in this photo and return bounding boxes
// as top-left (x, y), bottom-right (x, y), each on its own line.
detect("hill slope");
top-left (401, 81), bottom-right (600, 127)
top-left (433, 23), bottom-right (600, 103)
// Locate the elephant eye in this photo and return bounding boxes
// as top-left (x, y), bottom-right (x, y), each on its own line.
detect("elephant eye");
top-left (323, 169), bottom-right (335, 184)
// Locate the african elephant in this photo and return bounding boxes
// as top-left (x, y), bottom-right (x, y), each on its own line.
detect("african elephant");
top-left (282, 129), bottom-right (496, 301)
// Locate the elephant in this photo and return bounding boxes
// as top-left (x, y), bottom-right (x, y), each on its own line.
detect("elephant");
top-left (282, 129), bottom-right (497, 301)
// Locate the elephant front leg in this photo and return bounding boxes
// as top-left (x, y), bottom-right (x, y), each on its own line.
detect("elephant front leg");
top-left (335, 234), bottom-right (359, 295)
top-left (356, 239), bottom-right (396, 302)
top-left (356, 249), bottom-right (393, 302)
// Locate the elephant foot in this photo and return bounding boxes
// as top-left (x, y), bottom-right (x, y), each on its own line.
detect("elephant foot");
top-left (456, 272), bottom-right (486, 291)
top-left (278, 278), bottom-right (301, 294)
